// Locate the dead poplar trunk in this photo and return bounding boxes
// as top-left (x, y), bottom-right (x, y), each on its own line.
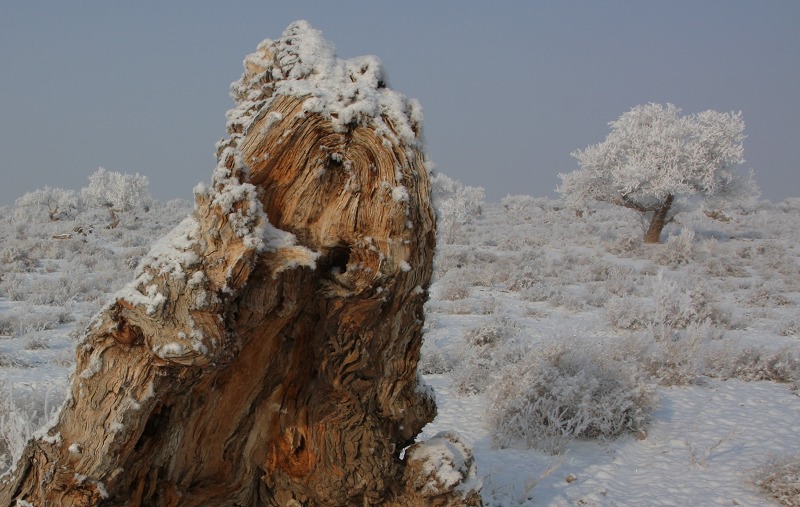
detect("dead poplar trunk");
top-left (0, 22), bottom-right (480, 506)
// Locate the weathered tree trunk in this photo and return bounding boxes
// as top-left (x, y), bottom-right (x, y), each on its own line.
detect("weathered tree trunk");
top-left (643, 194), bottom-right (674, 243)
top-left (0, 22), bottom-right (480, 506)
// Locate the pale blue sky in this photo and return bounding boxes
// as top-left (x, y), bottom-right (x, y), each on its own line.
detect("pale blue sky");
top-left (1, 1), bottom-right (798, 205)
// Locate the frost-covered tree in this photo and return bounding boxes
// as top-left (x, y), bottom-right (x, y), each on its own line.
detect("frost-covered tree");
top-left (81, 167), bottom-right (152, 227)
top-left (431, 171), bottom-right (485, 244)
top-left (14, 186), bottom-right (80, 221)
top-left (82, 167), bottom-right (151, 211)
top-left (558, 103), bottom-right (758, 243)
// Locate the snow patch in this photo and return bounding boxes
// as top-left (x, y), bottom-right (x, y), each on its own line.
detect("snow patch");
top-left (118, 284), bottom-right (166, 317)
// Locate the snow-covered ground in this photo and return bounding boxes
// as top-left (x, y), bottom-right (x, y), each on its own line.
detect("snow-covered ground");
top-left (423, 375), bottom-right (800, 506)
top-left (1, 185), bottom-right (799, 505)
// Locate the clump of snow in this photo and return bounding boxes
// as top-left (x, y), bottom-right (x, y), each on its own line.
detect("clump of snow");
top-left (133, 215), bottom-right (202, 278)
top-left (392, 185), bottom-right (410, 203)
top-left (229, 20), bottom-right (423, 150)
top-left (207, 147), bottom-right (272, 252)
top-left (152, 342), bottom-right (187, 360)
top-left (187, 271), bottom-right (206, 288)
top-left (94, 481), bottom-right (109, 499)
top-left (405, 431), bottom-right (481, 498)
top-left (118, 285), bottom-right (165, 317)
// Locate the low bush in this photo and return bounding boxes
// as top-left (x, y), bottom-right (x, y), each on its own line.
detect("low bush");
top-left (606, 296), bottom-right (650, 331)
top-left (704, 345), bottom-right (800, 388)
top-left (606, 272), bottom-right (730, 332)
top-left (618, 321), bottom-right (713, 386)
top-left (451, 318), bottom-right (525, 395)
top-left (755, 454), bottom-right (800, 506)
top-left (653, 228), bottom-right (696, 267)
top-left (489, 343), bottom-right (655, 454)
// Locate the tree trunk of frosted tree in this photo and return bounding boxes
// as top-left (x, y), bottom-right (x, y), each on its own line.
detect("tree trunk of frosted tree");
top-left (643, 194), bottom-right (674, 244)
top-left (0, 23), bottom-right (481, 507)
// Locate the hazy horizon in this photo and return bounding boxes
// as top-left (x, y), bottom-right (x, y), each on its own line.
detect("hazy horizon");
top-left (2, 1), bottom-right (798, 206)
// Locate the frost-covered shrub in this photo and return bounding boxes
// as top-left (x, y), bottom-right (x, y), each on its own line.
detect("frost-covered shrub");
top-left (752, 242), bottom-right (800, 290)
top-left (432, 247), bottom-right (499, 282)
top-left (507, 266), bottom-right (542, 292)
top-left (0, 273), bottom-right (27, 301)
top-left (704, 345), bottom-right (800, 388)
top-left (553, 290), bottom-right (587, 311)
top-left (438, 280), bottom-right (470, 301)
top-left (463, 318), bottom-right (516, 347)
top-left (604, 233), bottom-right (642, 257)
top-left (602, 267), bottom-right (639, 296)
top-left (696, 237), bottom-right (750, 278)
top-left (14, 305), bottom-right (72, 336)
top-left (452, 359), bottom-right (494, 397)
top-left (0, 246), bottom-right (36, 272)
top-left (523, 305), bottom-right (549, 319)
top-left (606, 295), bottom-right (650, 330)
top-left (540, 252), bottom-right (587, 281)
top-left (501, 194), bottom-right (541, 214)
top-left (653, 228), bottom-right (695, 267)
top-left (745, 284), bottom-right (793, 308)
top-left (755, 454), bottom-right (800, 506)
top-left (0, 353), bottom-right (27, 369)
top-left (0, 315), bottom-right (13, 337)
top-left (521, 282), bottom-right (588, 310)
top-left (418, 345), bottom-right (456, 375)
top-left (0, 382), bottom-right (63, 473)
top-left (705, 257), bottom-right (750, 278)
top-left (651, 271), bottom-right (729, 328)
top-left (451, 318), bottom-right (525, 395)
top-left (583, 284), bottom-right (609, 308)
top-left (23, 335), bottom-right (50, 351)
top-left (490, 344), bottom-right (654, 453)
top-left (576, 258), bottom-right (617, 283)
top-left (68, 315), bottom-right (94, 344)
top-left (778, 318), bottom-right (799, 337)
top-left (520, 284), bottom-right (561, 304)
top-left (617, 320), bottom-right (716, 385)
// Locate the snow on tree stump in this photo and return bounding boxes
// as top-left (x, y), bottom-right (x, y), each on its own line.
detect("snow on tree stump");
top-left (0, 22), bottom-right (482, 506)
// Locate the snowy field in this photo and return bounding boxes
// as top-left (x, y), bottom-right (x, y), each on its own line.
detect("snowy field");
top-left (1, 178), bottom-right (799, 505)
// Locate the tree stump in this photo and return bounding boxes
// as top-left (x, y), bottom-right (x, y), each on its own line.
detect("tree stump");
top-left (0, 21), bottom-right (481, 506)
